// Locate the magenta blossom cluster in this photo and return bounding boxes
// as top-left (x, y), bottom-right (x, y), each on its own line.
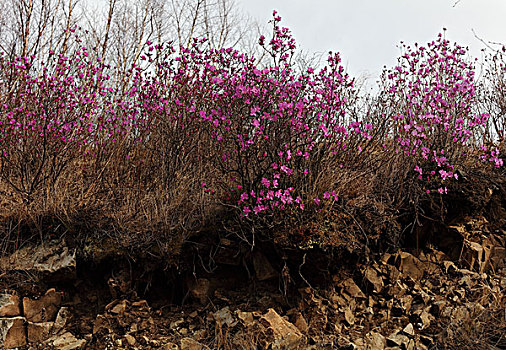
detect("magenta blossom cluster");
top-left (130, 11), bottom-right (362, 217)
top-left (383, 33), bottom-right (502, 194)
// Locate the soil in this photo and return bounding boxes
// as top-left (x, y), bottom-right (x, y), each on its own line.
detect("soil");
top-left (0, 213), bottom-right (505, 350)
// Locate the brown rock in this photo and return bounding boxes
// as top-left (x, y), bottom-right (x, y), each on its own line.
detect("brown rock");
top-left (0, 243), bottom-right (76, 279)
top-left (27, 321), bottom-right (54, 343)
top-left (213, 306), bottom-right (237, 327)
top-left (23, 288), bottom-right (62, 322)
top-left (387, 332), bottom-right (410, 347)
top-left (365, 331), bottom-right (386, 349)
top-left (92, 314), bottom-right (111, 334)
top-left (236, 310), bottom-right (255, 328)
top-left (462, 241), bottom-right (491, 273)
top-left (187, 278), bottom-right (211, 304)
top-left (402, 323), bottom-right (415, 336)
top-left (51, 331), bottom-right (86, 350)
top-left (53, 307), bottom-right (71, 334)
top-left (109, 300), bottom-right (128, 314)
top-left (344, 307), bottom-right (355, 326)
top-left (287, 310), bottom-right (308, 334)
top-left (397, 252), bottom-right (424, 280)
top-left (0, 316), bottom-right (27, 349)
top-left (162, 342), bottom-right (179, 350)
top-left (364, 267), bottom-right (384, 292)
top-left (260, 308), bottom-right (303, 349)
top-left (0, 292), bottom-right (21, 317)
top-left (180, 337), bottom-right (210, 350)
top-left (252, 251), bottom-right (278, 281)
top-left (340, 278), bottom-right (366, 299)
top-left (124, 334), bottom-right (136, 345)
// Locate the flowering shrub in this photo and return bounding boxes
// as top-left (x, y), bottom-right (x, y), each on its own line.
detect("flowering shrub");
top-left (380, 33), bottom-right (502, 195)
top-left (0, 12), bottom-right (503, 252)
top-left (133, 12), bottom-right (361, 222)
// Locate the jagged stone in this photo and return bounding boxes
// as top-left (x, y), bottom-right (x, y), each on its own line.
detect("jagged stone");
top-left (213, 306), bottom-right (237, 327)
top-left (287, 309), bottom-right (308, 334)
top-left (364, 267), bottom-right (384, 292)
top-left (340, 278), bottom-right (366, 299)
top-left (51, 331), bottom-right (86, 350)
top-left (0, 243), bottom-right (76, 279)
top-left (23, 288), bottom-right (63, 322)
top-left (53, 307), bottom-right (71, 334)
top-left (187, 278), bottom-right (211, 304)
top-left (0, 292), bottom-right (21, 317)
top-left (161, 342), bottom-right (179, 350)
top-left (124, 334), bottom-right (136, 345)
top-left (27, 321), bottom-right (54, 343)
top-left (260, 308), bottom-right (303, 349)
top-left (365, 331), bottom-right (386, 349)
top-left (402, 323), bottom-right (415, 336)
top-left (180, 337), bottom-right (210, 350)
top-left (397, 252), bottom-right (425, 280)
top-left (0, 316), bottom-right (27, 349)
top-left (252, 251), bottom-right (278, 281)
top-left (236, 310), bottom-right (255, 328)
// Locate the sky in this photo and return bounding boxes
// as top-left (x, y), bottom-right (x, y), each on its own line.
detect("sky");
top-left (237, 0), bottom-right (506, 79)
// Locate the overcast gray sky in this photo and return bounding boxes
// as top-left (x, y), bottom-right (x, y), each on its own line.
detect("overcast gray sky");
top-left (238, 0), bottom-right (506, 78)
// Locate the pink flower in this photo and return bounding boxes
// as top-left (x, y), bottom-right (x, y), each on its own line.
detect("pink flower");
top-left (314, 197), bottom-right (321, 205)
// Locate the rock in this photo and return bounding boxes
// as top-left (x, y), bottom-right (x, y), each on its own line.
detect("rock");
top-left (27, 321), bottom-right (54, 343)
top-left (213, 306), bottom-right (237, 327)
top-left (0, 292), bottom-right (21, 317)
top-left (364, 267), bottom-right (384, 292)
top-left (107, 300), bottom-right (128, 314)
top-left (187, 278), bottom-right (211, 304)
top-left (252, 251), bottom-right (278, 280)
top-left (180, 337), bottom-right (210, 350)
top-left (364, 331), bottom-right (386, 349)
top-left (340, 278), bottom-right (366, 299)
top-left (23, 288), bottom-right (63, 322)
top-left (418, 310), bottom-right (432, 329)
top-left (0, 316), bottom-right (27, 349)
top-left (124, 334), bottom-right (136, 345)
top-left (402, 323), bottom-right (415, 336)
top-left (344, 307), bottom-right (355, 326)
top-left (53, 307), bottom-right (71, 334)
top-left (92, 314), bottom-right (111, 334)
top-left (260, 308), bottom-right (303, 349)
top-left (131, 299), bottom-right (150, 309)
top-left (162, 342), bottom-right (179, 350)
top-left (0, 243), bottom-right (76, 279)
top-left (287, 310), bottom-right (308, 334)
top-left (386, 332), bottom-right (410, 347)
top-left (170, 318), bottom-right (185, 329)
top-left (397, 252), bottom-right (425, 280)
top-left (51, 331), bottom-right (86, 350)
top-left (236, 310), bottom-right (255, 328)
top-left (462, 241), bottom-right (491, 273)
